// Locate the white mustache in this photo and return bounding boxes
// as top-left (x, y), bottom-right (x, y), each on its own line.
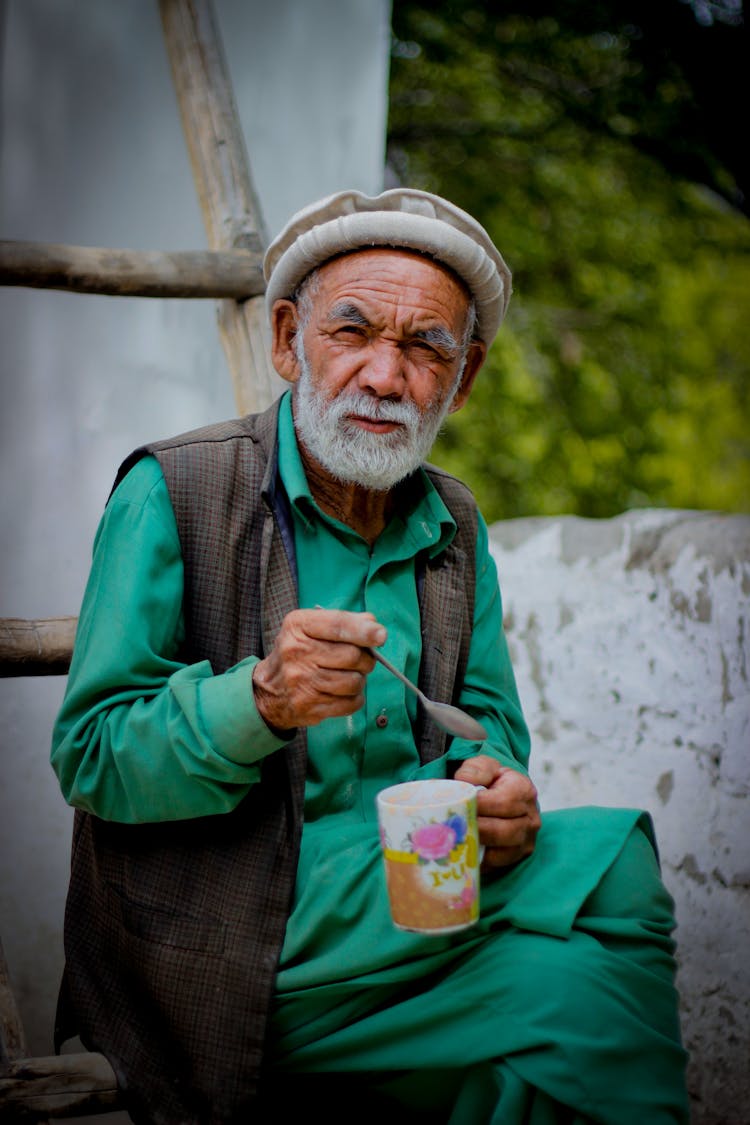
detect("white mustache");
top-left (331, 393), bottom-right (420, 427)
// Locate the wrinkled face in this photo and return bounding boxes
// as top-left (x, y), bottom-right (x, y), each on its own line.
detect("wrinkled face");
top-left (271, 249), bottom-right (486, 490)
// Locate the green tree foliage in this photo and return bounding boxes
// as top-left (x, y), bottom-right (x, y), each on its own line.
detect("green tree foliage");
top-left (388, 0), bottom-right (750, 519)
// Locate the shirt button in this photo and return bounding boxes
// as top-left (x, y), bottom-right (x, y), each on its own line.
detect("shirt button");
top-left (375, 711), bottom-right (389, 729)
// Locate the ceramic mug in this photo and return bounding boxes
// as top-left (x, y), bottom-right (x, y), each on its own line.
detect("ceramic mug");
top-left (376, 778), bottom-right (483, 934)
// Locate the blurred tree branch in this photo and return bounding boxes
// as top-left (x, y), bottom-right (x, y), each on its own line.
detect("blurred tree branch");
top-left (390, 0), bottom-right (747, 215)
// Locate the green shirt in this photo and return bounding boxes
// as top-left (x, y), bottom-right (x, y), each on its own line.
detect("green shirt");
top-left (51, 391), bottom-right (529, 824)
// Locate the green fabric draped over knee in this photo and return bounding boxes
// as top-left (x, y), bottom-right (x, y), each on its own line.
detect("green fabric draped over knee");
top-left (269, 809), bottom-right (688, 1123)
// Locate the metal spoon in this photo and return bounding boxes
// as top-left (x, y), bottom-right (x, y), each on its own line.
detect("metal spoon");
top-left (368, 647), bottom-right (488, 741)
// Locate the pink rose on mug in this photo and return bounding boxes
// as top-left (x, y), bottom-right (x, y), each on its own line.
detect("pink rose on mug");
top-left (411, 821), bottom-right (456, 861)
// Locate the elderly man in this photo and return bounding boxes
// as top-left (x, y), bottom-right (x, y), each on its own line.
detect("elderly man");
top-left (51, 189), bottom-right (688, 1125)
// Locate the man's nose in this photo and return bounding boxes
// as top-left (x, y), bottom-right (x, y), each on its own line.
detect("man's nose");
top-left (358, 341), bottom-right (406, 397)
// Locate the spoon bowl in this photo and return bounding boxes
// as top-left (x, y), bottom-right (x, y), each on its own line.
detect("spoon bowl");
top-left (369, 648), bottom-right (488, 742)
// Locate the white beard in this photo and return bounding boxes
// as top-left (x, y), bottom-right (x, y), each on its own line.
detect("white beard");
top-left (293, 347), bottom-right (461, 492)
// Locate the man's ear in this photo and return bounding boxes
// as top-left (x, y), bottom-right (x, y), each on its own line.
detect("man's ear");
top-left (448, 340), bottom-right (488, 413)
top-left (271, 300), bottom-right (303, 384)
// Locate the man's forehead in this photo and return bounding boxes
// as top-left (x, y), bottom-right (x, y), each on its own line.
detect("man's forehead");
top-left (308, 248), bottom-right (473, 313)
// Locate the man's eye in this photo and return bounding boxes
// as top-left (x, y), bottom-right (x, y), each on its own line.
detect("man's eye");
top-left (337, 325), bottom-right (366, 337)
top-left (410, 341), bottom-right (443, 359)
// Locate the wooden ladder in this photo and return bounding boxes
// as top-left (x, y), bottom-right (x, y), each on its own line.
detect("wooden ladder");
top-left (0, 0), bottom-right (280, 1116)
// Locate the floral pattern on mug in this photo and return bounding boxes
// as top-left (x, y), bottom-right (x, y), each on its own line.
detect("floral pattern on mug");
top-left (444, 813), bottom-right (468, 845)
top-left (409, 811), bottom-right (469, 863)
top-left (450, 878), bottom-right (477, 910)
top-left (410, 821), bottom-right (456, 861)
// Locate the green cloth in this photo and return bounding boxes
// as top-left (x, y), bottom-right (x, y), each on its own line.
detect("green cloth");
top-left (274, 390), bottom-right (530, 824)
top-left (51, 456), bottom-right (286, 822)
top-left (269, 810), bottom-right (688, 1124)
top-left (51, 392), bottom-right (689, 1122)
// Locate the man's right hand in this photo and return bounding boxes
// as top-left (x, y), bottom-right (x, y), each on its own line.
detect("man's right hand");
top-left (251, 608), bottom-right (386, 732)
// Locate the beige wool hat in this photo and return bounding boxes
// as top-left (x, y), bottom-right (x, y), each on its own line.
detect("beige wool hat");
top-left (263, 187), bottom-right (512, 345)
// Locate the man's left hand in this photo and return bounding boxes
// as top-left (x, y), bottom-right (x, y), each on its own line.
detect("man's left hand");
top-left (453, 754), bottom-right (540, 870)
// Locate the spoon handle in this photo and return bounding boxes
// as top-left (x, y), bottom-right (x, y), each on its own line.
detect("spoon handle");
top-left (368, 647), bottom-right (427, 703)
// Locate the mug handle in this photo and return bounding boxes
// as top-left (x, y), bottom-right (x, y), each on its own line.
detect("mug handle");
top-left (474, 785), bottom-right (486, 864)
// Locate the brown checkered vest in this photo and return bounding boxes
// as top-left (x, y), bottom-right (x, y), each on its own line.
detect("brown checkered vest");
top-left (56, 397), bottom-right (478, 1124)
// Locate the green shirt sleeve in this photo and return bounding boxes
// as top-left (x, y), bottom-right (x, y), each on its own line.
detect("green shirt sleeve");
top-left (50, 456), bottom-right (287, 824)
top-left (445, 511), bottom-right (532, 774)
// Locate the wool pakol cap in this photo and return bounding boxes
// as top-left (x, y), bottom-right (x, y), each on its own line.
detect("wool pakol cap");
top-left (263, 187), bottom-right (512, 345)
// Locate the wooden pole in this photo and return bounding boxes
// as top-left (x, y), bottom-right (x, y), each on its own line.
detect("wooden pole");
top-left (159, 0), bottom-right (283, 416)
top-left (0, 1052), bottom-right (121, 1118)
top-left (0, 240), bottom-right (264, 300)
top-left (0, 938), bottom-right (29, 1065)
top-left (0, 618), bottom-right (76, 677)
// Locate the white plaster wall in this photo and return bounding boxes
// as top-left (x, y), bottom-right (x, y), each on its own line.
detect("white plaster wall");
top-left (0, 0), bottom-right (390, 1070)
top-left (489, 510), bottom-right (750, 1125)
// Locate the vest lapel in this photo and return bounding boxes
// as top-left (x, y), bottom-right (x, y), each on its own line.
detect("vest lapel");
top-left (418, 540), bottom-right (468, 763)
top-left (257, 447), bottom-right (309, 834)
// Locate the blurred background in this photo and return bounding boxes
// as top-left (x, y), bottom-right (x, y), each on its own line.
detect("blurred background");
top-left (388, 0), bottom-right (749, 522)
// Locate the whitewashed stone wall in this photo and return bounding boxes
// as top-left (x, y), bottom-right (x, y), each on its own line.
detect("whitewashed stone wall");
top-left (489, 509), bottom-right (750, 1125)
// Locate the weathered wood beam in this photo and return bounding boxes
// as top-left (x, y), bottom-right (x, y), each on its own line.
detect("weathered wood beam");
top-left (0, 1052), bottom-right (121, 1118)
top-left (159, 0), bottom-right (283, 416)
top-left (0, 937), bottom-right (29, 1065)
top-left (0, 240), bottom-right (264, 300)
top-left (0, 618), bottom-right (76, 678)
